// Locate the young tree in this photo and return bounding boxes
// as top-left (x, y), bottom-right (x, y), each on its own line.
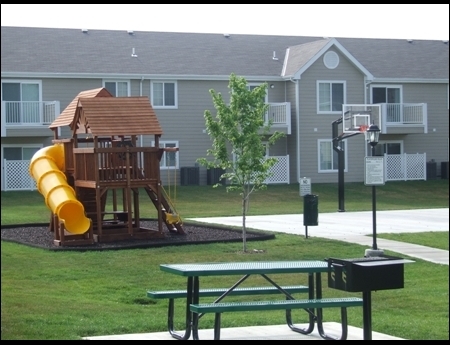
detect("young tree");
top-left (197, 73), bottom-right (285, 252)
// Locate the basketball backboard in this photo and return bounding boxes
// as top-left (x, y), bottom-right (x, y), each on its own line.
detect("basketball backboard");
top-left (341, 104), bottom-right (381, 135)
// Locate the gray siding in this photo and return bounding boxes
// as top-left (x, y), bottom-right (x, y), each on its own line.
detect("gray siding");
top-left (142, 80), bottom-right (229, 185)
top-left (400, 83), bottom-right (449, 172)
top-left (297, 49), bottom-right (367, 183)
top-left (6, 127), bottom-right (53, 137)
top-left (43, 78), bottom-right (102, 110)
top-left (2, 64), bottom-right (448, 187)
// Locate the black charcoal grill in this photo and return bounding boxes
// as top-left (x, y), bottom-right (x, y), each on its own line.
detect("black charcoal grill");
top-left (326, 255), bottom-right (414, 339)
top-left (327, 255), bottom-right (410, 292)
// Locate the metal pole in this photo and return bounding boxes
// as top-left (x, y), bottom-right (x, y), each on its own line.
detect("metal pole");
top-left (371, 146), bottom-right (377, 250)
top-left (362, 290), bottom-right (372, 340)
top-left (338, 148), bottom-right (345, 212)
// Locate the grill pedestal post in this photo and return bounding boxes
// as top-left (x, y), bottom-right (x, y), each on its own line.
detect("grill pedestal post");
top-left (365, 248), bottom-right (384, 257)
top-left (362, 291), bottom-right (372, 340)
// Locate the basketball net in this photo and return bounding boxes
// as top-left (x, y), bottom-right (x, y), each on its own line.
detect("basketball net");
top-left (359, 125), bottom-right (369, 133)
top-left (359, 125), bottom-right (369, 141)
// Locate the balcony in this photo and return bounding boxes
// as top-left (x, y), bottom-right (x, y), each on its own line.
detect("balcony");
top-left (265, 102), bottom-right (291, 135)
top-left (343, 103), bottom-right (427, 135)
top-left (1, 100), bottom-right (60, 137)
top-left (380, 103), bottom-right (427, 134)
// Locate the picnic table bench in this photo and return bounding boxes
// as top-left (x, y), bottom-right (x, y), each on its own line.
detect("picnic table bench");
top-left (148, 285), bottom-right (310, 338)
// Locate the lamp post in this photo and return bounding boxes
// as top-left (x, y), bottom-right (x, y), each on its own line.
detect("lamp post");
top-left (366, 123), bottom-right (381, 254)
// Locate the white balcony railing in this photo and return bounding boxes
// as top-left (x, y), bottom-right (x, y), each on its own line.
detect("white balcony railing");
top-left (2, 101), bottom-right (60, 126)
top-left (379, 102), bottom-right (427, 133)
top-left (382, 103), bottom-right (426, 124)
top-left (343, 103), bottom-right (427, 134)
top-left (266, 102), bottom-right (291, 134)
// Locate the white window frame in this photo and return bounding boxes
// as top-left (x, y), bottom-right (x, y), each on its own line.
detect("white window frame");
top-left (1, 79), bottom-right (43, 132)
top-left (247, 83), bottom-right (269, 104)
top-left (102, 80), bottom-right (130, 96)
top-left (316, 80), bottom-right (346, 114)
top-left (151, 81), bottom-right (178, 109)
top-left (152, 140), bottom-right (179, 169)
top-left (374, 140), bottom-right (403, 156)
top-left (318, 139), bottom-right (348, 173)
top-left (369, 84), bottom-right (402, 104)
top-left (1, 79), bottom-right (42, 101)
top-left (262, 141), bottom-right (269, 156)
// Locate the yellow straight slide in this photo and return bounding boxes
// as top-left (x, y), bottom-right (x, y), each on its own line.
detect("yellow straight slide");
top-left (29, 144), bottom-right (90, 234)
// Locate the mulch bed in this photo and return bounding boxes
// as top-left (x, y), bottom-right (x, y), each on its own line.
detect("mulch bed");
top-left (1, 219), bottom-right (275, 251)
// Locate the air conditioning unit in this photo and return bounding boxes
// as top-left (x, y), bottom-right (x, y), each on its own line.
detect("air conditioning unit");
top-left (180, 167), bottom-right (200, 186)
top-left (207, 168), bottom-right (225, 185)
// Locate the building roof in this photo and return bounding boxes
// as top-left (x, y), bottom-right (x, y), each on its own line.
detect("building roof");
top-left (1, 26), bottom-right (449, 81)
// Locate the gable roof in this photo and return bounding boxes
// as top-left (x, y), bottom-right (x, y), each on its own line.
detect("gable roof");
top-left (50, 87), bottom-right (163, 136)
top-left (49, 87), bottom-right (113, 129)
top-left (74, 96), bottom-right (163, 137)
top-left (283, 38), bottom-right (373, 80)
top-left (1, 26), bottom-right (448, 81)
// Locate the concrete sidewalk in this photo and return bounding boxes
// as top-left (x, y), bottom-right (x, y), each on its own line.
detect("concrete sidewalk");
top-left (83, 322), bottom-right (404, 340)
top-left (189, 208), bottom-right (449, 265)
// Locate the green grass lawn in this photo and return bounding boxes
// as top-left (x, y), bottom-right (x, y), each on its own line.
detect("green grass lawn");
top-left (376, 232), bottom-right (449, 251)
top-left (1, 180), bottom-right (449, 340)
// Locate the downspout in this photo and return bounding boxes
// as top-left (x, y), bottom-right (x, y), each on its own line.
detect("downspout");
top-left (364, 77), bottom-right (373, 157)
top-left (290, 77), bottom-right (300, 183)
top-left (140, 76), bottom-right (144, 148)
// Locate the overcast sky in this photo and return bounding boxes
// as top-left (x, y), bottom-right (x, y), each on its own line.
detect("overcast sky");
top-left (1, 4), bottom-right (449, 41)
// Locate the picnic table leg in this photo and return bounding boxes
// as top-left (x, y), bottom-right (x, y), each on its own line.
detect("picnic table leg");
top-left (168, 276), bottom-right (193, 340)
top-left (315, 273), bottom-right (349, 340)
top-left (191, 276), bottom-right (201, 340)
top-left (286, 272), bottom-right (315, 334)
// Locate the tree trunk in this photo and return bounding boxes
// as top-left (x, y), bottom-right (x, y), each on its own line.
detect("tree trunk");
top-left (241, 194), bottom-right (247, 252)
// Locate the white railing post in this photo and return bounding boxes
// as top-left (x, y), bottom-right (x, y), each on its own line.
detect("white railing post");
top-left (1, 102), bottom-right (5, 136)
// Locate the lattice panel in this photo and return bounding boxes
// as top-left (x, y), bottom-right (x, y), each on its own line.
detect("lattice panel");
top-left (4, 160), bottom-right (37, 191)
top-left (2, 153), bottom-right (429, 191)
top-left (385, 153), bottom-right (426, 181)
top-left (265, 156), bottom-right (290, 184)
top-left (406, 154), bottom-right (426, 180)
top-left (385, 155), bottom-right (403, 181)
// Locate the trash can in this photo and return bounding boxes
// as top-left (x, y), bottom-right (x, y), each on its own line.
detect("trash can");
top-left (303, 194), bottom-right (318, 226)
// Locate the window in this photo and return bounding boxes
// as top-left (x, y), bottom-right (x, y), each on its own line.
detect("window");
top-left (153, 141), bottom-right (179, 169)
top-left (1, 80), bottom-right (41, 123)
top-left (323, 51), bottom-right (339, 69)
top-left (374, 141), bottom-right (403, 156)
top-left (371, 85), bottom-right (402, 122)
top-left (318, 139), bottom-right (347, 172)
top-left (247, 83), bottom-right (269, 103)
top-left (151, 81), bottom-right (177, 108)
top-left (3, 146), bottom-right (40, 160)
top-left (103, 81), bottom-right (129, 96)
top-left (317, 81), bottom-right (345, 114)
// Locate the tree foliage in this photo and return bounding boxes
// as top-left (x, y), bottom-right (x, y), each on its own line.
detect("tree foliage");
top-left (197, 73), bottom-right (285, 252)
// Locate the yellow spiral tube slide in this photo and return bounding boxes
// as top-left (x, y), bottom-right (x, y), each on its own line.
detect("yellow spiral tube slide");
top-left (29, 144), bottom-right (90, 234)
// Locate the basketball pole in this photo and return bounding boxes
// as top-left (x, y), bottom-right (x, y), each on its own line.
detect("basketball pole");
top-left (332, 117), bottom-right (362, 212)
top-left (371, 144), bottom-right (378, 250)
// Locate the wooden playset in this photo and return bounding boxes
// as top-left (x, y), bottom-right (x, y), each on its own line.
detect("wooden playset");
top-left (34, 87), bottom-right (184, 246)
